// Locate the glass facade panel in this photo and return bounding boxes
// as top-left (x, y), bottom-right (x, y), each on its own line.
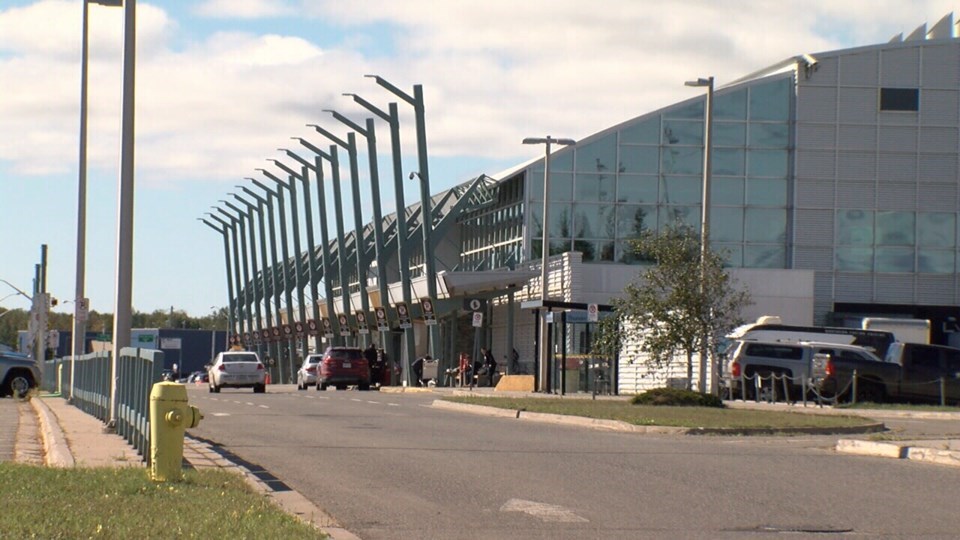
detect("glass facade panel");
top-left (662, 147), bottom-right (703, 175)
top-left (919, 249), bottom-right (954, 273)
top-left (744, 245), bottom-right (786, 268)
top-left (711, 177), bottom-right (744, 205)
top-left (749, 123), bottom-right (790, 148)
top-left (550, 203), bottom-right (573, 238)
top-left (662, 120), bottom-right (703, 146)
top-left (836, 247), bottom-right (874, 271)
top-left (744, 208), bottom-right (786, 242)
top-left (619, 145), bottom-right (659, 174)
top-left (575, 135), bottom-right (618, 173)
top-left (837, 210), bottom-right (874, 245)
top-left (876, 211), bottom-right (915, 246)
top-left (747, 149), bottom-right (788, 178)
top-left (876, 247), bottom-right (915, 272)
top-left (749, 77), bottom-right (791, 121)
top-left (660, 175), bottom-right (702, 204)
top-left (746, 178), bottom-right (787, 206)
top-left (529, 170), bottom-right (574, 201)
top-left (711, 207), bottom-right (744, 242)
top-left (574, 203), bottom-right (614, 239)
top-left (714, 89), bottom-right (747, 120)
top-left (659, 206), bottom-right (700, 230)
top-left (718, 244), bottom-right (744, 267)
top-left (551, 149), bottom-right (574, 171)
top-left (617, 205), bottom-right (655, 238)
top-left (918, 212), bottom-right (955, 247)
top-left (575, 173), bottom-right (616, 202)
top-left (712, 148), bottom-right (745, 176)
top-left (713, 122), bottom-right (746, 146)
top-left (665, 101), bottom-right (704, 119)
top-left (617, 175), bottom-right (658, 203)
top-left (620, 117), bottom-right (660, 144)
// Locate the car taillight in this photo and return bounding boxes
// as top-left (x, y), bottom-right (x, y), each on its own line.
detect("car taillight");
top-left (256, 363), bottom-right (264, 370)
top-left (323, 357), bottom-right (334, 366)
top-left (731, 360), bottom-right (741, 378)
top-left (306, 367), bottom-right (316, 373)
top-left (218, 364), bottom-right (226, 371)
top-left (825, 359), bottom-right (834, 377)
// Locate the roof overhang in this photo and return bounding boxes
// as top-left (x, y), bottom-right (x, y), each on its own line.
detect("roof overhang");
top-left (439, 269), bottom-right (539, 297)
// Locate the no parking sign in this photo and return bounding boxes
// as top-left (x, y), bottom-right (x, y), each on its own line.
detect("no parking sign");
top-left (587, 303), bottom-right (599, 322)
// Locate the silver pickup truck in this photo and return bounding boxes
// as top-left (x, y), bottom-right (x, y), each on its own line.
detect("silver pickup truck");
top-left (0, 352), bottom-right (41, 398)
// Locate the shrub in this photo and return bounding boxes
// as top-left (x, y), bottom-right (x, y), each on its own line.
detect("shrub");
top-left (631, 387), bottom-right (724, 408)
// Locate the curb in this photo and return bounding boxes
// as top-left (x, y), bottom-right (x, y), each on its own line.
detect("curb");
top-left (837, 439), bottom-right (960, 467)
top-left (432, 399), bottom-right (885, 436)
top-left (30, 396), bottom-right (74, 468)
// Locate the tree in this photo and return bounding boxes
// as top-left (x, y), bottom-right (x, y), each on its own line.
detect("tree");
top-left (597, 222), bottom-right (751, 394)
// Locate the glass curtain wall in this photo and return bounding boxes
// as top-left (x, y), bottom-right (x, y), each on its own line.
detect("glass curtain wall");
top-left (524, 74), bottom-right (794, 268)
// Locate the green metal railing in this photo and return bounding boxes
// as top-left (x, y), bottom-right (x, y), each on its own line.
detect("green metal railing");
top-left (44, 347), bottom-right (164, 463)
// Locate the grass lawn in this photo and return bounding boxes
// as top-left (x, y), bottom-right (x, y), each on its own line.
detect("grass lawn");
top-left (0, 464), bottom-right (325, 539)
top-left (444, 396), bottom-right (874, 430)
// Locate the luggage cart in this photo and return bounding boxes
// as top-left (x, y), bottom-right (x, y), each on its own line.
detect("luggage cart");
top-left (421, 358), bottom-right (439, 386)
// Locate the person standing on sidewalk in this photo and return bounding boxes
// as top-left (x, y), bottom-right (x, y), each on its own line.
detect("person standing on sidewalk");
top-left (458, 352), bottom-right (473, 388)
top-left (480, 347), bottom-right (497, 387)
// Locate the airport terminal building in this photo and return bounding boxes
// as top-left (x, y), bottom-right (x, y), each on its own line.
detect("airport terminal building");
top-left (220, 15), bottom-right (960, 393)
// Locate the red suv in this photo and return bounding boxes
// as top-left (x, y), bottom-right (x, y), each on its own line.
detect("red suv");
top-left (317, 347), bottom-right (370, 391)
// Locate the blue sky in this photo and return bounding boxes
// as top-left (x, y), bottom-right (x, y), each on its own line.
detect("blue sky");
top-left (1, 0), bottom-right (957, 319)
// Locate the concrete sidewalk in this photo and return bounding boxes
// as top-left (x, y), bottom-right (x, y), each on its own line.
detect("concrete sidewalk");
top-left (16, 394), bottom-right (358, 540)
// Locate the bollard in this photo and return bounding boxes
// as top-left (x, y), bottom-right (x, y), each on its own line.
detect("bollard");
top-left (149, 382), bottom-right (203, 482)
top-left (851, 370), bottom-right (858, 405)
top-left (941, 377), bottom-right (946, 407)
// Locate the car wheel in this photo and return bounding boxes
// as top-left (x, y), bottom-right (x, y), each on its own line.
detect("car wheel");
top-left (336, 384), bottom-right (347, 391)
top-left (856, 380), bottom-right (885, 404)
top-left (296, 375), bottom-right (304, 390)
top-left (318, 383), bottom-right (327, 391)
top-left (254, 383), bottom-right (266, 394)
top-left (358, 383), bottom-right (370, 391)
top-left (213, 383), bottom-right (221, 393)
top-left (7, 374), bottom-right (32, 400)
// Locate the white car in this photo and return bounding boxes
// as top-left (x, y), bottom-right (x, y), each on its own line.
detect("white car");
top-left (296, 354), bottom-right (322, 390)
top-left (208, 351), bottom-right (266, 393)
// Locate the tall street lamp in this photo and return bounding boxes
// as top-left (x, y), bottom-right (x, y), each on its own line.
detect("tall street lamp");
top-left (75, 0), bottom-right (122, 394)
top-left (685, 76), bottom-right (715, 394)
top-left (522, 136), bottom-right (576, 393)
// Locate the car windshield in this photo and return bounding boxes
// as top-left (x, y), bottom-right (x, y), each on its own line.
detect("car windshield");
top-left (327, 349), bottom-right (361, 360)
top-left (223, 354), bottom-right (258, 363)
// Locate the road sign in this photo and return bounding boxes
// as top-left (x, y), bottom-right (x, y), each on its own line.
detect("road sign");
top-left (294, 321), bottom-right (305, 337)
top-left (307, 319), bottom-right (319, 336)
top-left (355, 311), bottom-right (369, 335)
top-left (374, 307), bottom-right (389, 332)
top-left (76, 297), bottom-right (89, 322)
top-left (160, 337), bottom-right (182, 349)
top-left (472, 311), bottom-right (484, 328)
top-left (464, 298), bottom-right (484, 311)
top-left (421, 298), bottom-right (437, 326)
top-left (321, 317), bottom-right (334, 338)
top-left (587, 303), bottom-right (599, 322)
top-left (338, 314), bottom-right (351, 337)
top-left (396, 302), bottom-right (412, 329)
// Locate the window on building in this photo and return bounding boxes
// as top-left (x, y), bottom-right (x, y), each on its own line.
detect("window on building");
top-left (880, 88), bottom-right (919, 112)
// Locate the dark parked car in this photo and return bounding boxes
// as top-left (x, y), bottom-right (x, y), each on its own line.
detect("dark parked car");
top-left (317, 347), bottom-right (370, 391)
top-left (0, 352), bottom-right (41, 398)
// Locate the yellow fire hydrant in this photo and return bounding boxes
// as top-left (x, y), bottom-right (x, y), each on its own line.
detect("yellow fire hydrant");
top-left (149, 381), bottom-right (202, 482)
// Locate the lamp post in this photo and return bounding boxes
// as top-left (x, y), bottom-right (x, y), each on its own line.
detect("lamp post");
top-left (75, 0), bottom-right (122, 399)
top-left (685, 76), bottom-right (715, 394)
top-left (198, 217), bottom-right (235, 345)
top-left (522, 136), bottom-right (576, 393)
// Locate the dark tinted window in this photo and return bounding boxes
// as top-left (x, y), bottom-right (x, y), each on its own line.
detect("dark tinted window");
top-left (908, 345), bottom-right (940, 369)
top-left (327, 348), bottom-right (362, 360)
top-left (880, 88), bottom-right (919, 111)
top-left (744, 343), bottom-right (803, 360)
top-left (222, 353), bottom-right (258, 363)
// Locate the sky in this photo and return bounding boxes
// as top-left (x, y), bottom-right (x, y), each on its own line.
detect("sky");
top-left (1, 0), bottom-right (958, 319)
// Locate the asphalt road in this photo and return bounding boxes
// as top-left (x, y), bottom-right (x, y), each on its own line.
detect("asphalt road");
top-left (186, 385), bottom-right (960, 540)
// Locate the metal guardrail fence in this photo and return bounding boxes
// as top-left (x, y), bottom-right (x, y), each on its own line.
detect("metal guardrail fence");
top-left (43, 347), bottom-right (164, 464)
top-left (720, 372), bottom-right (958, 407)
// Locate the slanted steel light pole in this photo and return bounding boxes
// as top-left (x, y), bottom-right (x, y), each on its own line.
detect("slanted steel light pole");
top-left (365, 75), bottom-right (438, 366)
top-left (344, 93), bottom-right (417, 384)
top-left (215, 203), bottom-right (254, 345)
top-left (244, 178), bottom-right (288, 376)
top-left (229, 194), bottom-right (268, 361)
top-left (325, 108), bottom-right (395, 375)
top-left (273, 156), bottom-right (322, 356)
top-left (307, 123), bottom-right (372, 349)
top-left (685, 76), bottom-right (715, 394)
top-left (522, 136), bottom-right (576, 393)
top-left (198, 217), bottom-right (236, 346)
top-left (206, 212), bottom-right (244, 340)
top-left (295, 138), bottom-right (353, 345)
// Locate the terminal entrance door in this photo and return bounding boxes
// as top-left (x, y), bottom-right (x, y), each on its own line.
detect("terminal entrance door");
top-left (549, 311), bottom-right (614, 395)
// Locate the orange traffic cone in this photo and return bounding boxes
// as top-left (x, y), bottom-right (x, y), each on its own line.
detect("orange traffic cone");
top-left (265, 373), bottom-right (271, 385)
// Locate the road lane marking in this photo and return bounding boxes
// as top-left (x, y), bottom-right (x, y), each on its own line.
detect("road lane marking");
top-left (351, 398), bottom-right (363, 402)
top-left (211, 413), bottom-right (230, 417)
top-left (500, 498), bottom-right (589, 523)
top-left (366, 401), bottom-right (381, 404)
top-left (387, 403), bottom-right (400, 407)
top-left (258, 405), bottom-right (269, 409)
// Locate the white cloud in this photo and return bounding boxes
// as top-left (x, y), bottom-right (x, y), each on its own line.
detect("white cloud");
top-left (194, 0), bottom-right (295, 19)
